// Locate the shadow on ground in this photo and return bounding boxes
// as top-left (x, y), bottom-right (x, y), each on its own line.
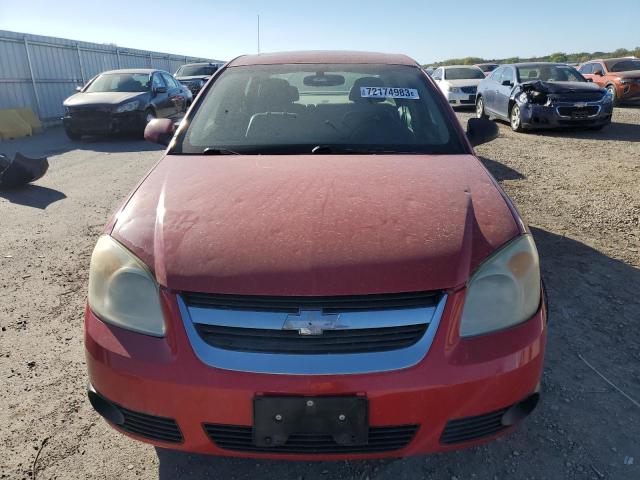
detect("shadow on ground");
top-left (478, 156), bottom-right (524, 182)
top-left (0, 184), bottom-right (66, 209)
top-left (153, 230), bottom-right (639, 479)
top-left (0, 126), bottom-right (164, 158)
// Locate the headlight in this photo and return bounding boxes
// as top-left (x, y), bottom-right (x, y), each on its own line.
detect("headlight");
top-left (459, 235), bottom-right (541, 337)
top-left (517, 92), bottom-right (530, 103)
top-left (603, 89), bottom-right (614, 102)
top-left (449, 87), bottom-right (461, 93)
top-left (88, 235), bottom-right (165, 336)
top-left (115, 100), bottom-right (140, 113)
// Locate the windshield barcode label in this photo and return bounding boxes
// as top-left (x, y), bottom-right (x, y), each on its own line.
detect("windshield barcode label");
top-left (360, 87), bottom-right (419, 99)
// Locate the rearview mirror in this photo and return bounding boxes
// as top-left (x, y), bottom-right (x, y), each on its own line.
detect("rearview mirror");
top-left (153, 86), bottom-right (168, 95)
top-left (144, 118), bottom-right (174, 146)
top-left (594, 69), bottom-right (603, 76)
top-left (501, 80), bottom-right (513, 87)
top-left (75, 85), bottom-right (82, 92)
top-left (466, 118), bottom-right (499, 147)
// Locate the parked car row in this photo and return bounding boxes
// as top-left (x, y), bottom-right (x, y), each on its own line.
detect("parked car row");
top-left (62, 62), bottom-right (223, 140)
top-left (425, 56), bottom-right (638, 132)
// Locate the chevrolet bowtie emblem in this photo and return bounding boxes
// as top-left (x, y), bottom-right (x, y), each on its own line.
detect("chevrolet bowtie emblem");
top-left (283, 309), bottom-right (343, 335)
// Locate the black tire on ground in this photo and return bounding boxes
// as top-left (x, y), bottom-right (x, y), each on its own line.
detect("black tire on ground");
top-left (589, 124), bottom-right (606, 131)
top-left (64, 128), bottom-right (82, 141)
top-left (509, 103), bottom-right (525, 132)
top-left (476, 96), bottom-right (488, 119)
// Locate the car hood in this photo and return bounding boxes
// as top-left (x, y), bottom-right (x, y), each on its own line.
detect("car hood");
top-left (617, 70), bottom-right (640, 79)
top-left (64, 91), bottom-right (147, 107)
top-left (110, 154), bottom-right (520, 296)
top-left (443, 79), bottom-right (483, 87)
top-left (519, 80), bottom-right (603, 94)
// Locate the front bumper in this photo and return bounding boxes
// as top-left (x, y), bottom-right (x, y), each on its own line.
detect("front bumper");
top-left (519, 101), bottom-right (613, 129)
top-left (62, 110), bottom-right (146, 134)
top-left (445, 90), bottom-right (477, 107)
top-left (85, 288), bottom-right (547, 460)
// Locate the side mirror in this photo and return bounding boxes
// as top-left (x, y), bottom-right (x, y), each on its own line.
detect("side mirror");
top-left (153, 86), bottom-right (168, 95)
top-left (466, 117), bottom-right (499, 147)
top-left (144, 118), bottom-right (175, 146)
top-left (501, 80), bottom-right (513, 87)
top-left (594, 69), bottom-right (603, 76)
top-left (585, 78), bottom-right (593, 82)
top-left (75, 85), bottom-right (82, 92)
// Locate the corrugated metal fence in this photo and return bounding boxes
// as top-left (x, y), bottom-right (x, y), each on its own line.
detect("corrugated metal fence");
top-left (0, 30), bottom-right (221, 122)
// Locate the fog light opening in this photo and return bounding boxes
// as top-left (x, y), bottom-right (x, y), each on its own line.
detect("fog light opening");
top-left (501, 392), bottom-right (540, 426)
top-left (87, 385), bottom-right (125, 426)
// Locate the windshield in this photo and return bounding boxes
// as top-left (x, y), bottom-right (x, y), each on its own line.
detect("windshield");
top-left (516, 65), bottom-right (585, 83)
top-left (443, 68), bottom-right (485, 80)
top-left (85, 73), bottom-right (150, 93)
top-left (176, 65), bottom-right (219, 77)
top-left (175, 63), bottom-right (465, 155)
top-left (605, 59), bottom-right (640, 72)
top-left (477, 64), bottom-right (498, 73)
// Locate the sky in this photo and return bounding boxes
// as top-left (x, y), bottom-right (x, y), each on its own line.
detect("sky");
top-left (0, 0), bottom-right (638, 64)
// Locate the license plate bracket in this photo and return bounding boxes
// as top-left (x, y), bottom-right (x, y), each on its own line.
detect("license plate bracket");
top-left (253, 396), bottom-right (368, 447)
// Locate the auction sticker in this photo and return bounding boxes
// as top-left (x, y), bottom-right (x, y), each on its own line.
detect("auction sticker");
top-left (360, 87), bottom-right (419, 99)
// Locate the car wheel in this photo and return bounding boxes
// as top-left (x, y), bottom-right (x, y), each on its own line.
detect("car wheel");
top-left (510, 104), bottom-right (524, 132)
top-left (606, 85), bottom-right (618, 106)
top-left (476, 97), bottom-right (488, 119)
top-left (65, 128), bottom-right (81, 141)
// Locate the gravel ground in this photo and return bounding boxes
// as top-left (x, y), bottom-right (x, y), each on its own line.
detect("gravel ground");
top-left (1, 108), bottom-right (638, 480)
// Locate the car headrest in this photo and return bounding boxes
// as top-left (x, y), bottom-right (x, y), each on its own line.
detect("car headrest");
top-left (349, 76), bottom-right (385, 103)
top-left (258, 78), bottom-right (299, 104)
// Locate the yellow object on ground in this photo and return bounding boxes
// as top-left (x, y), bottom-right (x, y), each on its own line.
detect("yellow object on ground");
top-left (0, 109), bottom-right (33, 140)
top-left (14, 108), bottom-right (42, 134)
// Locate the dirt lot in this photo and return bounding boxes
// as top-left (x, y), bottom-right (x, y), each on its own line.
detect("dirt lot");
top-left (1, 108), bottom-right (639, 480)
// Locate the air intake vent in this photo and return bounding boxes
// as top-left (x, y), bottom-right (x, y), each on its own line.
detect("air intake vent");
top-left (182, 291), bottom-right (441, 313)
top-left (440, 407), bottom-right (509, 444)
top-left (195, 323), bottom-right (427, 354)
top-left (118, 405), bottom-right (183, 444)
top-left (204, 424), bottom-right (419, 454)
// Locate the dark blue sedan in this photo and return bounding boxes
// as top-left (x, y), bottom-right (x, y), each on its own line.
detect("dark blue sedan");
top-left (475, 63), bottom-right (613, 132)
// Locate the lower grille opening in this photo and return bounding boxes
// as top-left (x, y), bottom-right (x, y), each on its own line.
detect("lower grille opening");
top-left (204, 424), bottom-right (419, 454)
top-left (440, 407), bottom-right (509, 445)
top-left (88, 387), bottom-right (183, 444)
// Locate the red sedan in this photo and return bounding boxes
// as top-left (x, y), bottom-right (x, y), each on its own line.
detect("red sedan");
top-left (85, 51), bottom-right (546, 460)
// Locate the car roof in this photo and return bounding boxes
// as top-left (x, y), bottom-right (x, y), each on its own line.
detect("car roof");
top-left (508, 62), bottom-right (572, 68)
top-left (100, 68), bottom-right (159, 75)
top-left (229, 51), bottom-right (418, 67)
top-left (442, 65), bottom-right (483, 69)
top-left (180, 62), bottom-right (220, 67)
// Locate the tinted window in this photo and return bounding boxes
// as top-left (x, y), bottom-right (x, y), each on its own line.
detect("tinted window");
top-left (177, 64), bottom-right (219, 76)
top-left (161, 73), bottom-right (177, 88)
top-left (176, 64), bottom-right (465, 155)
top-left (605, 59), bottom-right (640, 72)
top-left (443, 67), bottom-right (485, 80)
top-left (85, 73), bottom-right (151, 93)
top-left (152, 74), bottom-right (166, 89)
top-left (489, 67), bottom-right (504, 82)
top-left (579, 63), bottom-right (593, 74)
top-left (516, 65), bottom-right (585, 82)
top-left (501, 68), bottom-right (514, 84)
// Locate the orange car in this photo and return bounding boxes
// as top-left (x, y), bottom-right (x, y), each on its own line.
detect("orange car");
top-left (578, 58), bottom-right (640, 104)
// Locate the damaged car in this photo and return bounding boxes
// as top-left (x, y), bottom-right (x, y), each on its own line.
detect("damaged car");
top-left (476, 63), bottom-right (613, 132)
top-left (85, 51), bottom-right (547, 460)
top-left (62, 69), bottom-right (191, 140)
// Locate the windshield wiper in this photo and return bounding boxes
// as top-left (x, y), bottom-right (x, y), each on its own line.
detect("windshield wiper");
top-left (202, 147), bottom-right (240, 155)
